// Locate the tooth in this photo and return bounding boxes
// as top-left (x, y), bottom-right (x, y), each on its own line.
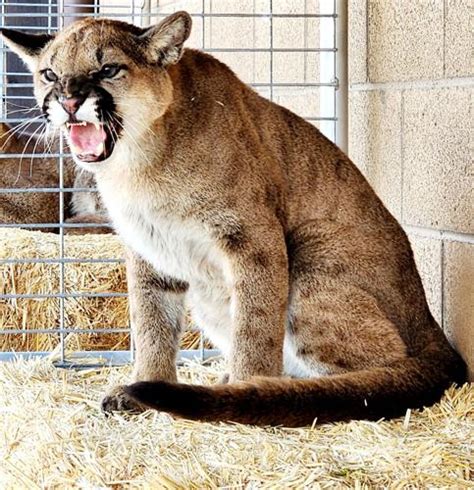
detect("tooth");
top-left (70, 143), bottom-right (82, 154)
top-left (94, 142), bottom-right (104, 155)
top-left (94, 122), bottom-right (101, 131)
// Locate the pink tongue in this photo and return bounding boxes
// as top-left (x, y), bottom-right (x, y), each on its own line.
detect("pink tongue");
top-left (69, 123), bottom-right (107, 154)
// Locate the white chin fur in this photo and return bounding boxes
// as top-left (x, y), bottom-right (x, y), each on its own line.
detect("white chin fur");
top-left (48, 99), bottom-right (69, 127)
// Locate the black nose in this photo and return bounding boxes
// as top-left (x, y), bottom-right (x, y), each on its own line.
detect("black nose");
top-left (60, 75), bottom-right (94, 114)
top-left (60, 96), bottom-right (83, 114)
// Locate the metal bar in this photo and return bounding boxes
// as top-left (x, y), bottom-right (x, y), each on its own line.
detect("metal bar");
top-left (0, 109), bottom-right (339, 127)
top-left (0, 88), bottom-right (334, 104)
top-left (0, 94), bottom-right (37, 98)
top-left (0, 0), bottom-right (5, 121)
top-left (0, 223), bottom-right (112, 228)
top-left (0, 187), bottom-right (98, 193)
top-left (1, 292), bottom-right (128, 299)
top-left (0, 81), bottom-right (339, 89)
top-left (203, 48), bottom-right (338, 53)
top-left (319, 0), bottom-right (336, 141)
top-left (0, 72), bottom-right (33, 76)
top-left (0, 153), bottom-right (71, 158)
top-left (335, 0), bottom-right (348, 152)
top-left (0, 258), bottom-right (124, 264)
top-left (0, 349), bottom-right (221, 366)
top-left (269, 0), bottom-right (273, 101)
top-left (0, 12), bottom-right (337, 18)
top-left (0, 83), bottom-right (34, 87)
top-left (200, 0), bottom-right (205, 363)
top-left (0, 327), bottom-right (130, 335)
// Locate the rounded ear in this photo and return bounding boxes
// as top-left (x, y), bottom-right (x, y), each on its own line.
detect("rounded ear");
top-left (139, 11), bottom-right (192, 66)
top-left (0, 28), bottom-right (54, 71)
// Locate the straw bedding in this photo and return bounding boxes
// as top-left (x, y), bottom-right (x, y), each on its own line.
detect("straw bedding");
top-left (1, 229), bottom-right (473, 487)
top-left (0, 358), bottom-right (472, 488)
top-left (0, 228), bottom-right (204, 352)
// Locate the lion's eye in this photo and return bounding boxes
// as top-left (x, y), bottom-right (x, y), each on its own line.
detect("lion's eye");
top-left (42, 69), bottom-right (57, 82)
top-left (99, 64), bottom-right (121, 78)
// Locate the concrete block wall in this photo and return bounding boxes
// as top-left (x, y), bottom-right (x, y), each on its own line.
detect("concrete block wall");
top-left (348, 0), bottom-right (473, 378)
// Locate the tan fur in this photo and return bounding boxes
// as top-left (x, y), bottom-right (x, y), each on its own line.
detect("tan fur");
top-left (1, 13), bottom-right (466, 426)
top-left (0, 123), bottom-right (109, 233)
top-left (0, 122), bottom-right (74, 232)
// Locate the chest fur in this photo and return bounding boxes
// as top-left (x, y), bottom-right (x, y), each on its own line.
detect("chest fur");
top-left (98, 178), bottom-right (227, 285)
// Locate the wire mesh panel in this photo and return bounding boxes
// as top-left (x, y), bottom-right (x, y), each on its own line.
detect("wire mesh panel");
top-left (0, 0), bottom-right (346, 366)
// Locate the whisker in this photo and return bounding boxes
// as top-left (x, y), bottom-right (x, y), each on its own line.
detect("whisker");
top-left (1, 115), bottom-right (45, 150)
top-left (29, 124), bottom-right (48, 177)
top-left (14, 121), bottom-right (45, 184)
top-left (114, 109), bottom-right (158, 140)
top-left (43, 124), bottom-right (59, 155)
top-left (111, 114), bottom-right (153, 166)
top-left (2, 106), bottom-right (39, 116)
top-left (5, 101), bottom-right (37, 110)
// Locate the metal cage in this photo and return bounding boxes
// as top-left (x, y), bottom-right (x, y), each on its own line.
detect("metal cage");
top-left (0, 0), bottom-right (347, 366)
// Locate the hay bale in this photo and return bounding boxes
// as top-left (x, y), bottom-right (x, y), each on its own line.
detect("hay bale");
top-left (0, 228), bottom-right (205, 352)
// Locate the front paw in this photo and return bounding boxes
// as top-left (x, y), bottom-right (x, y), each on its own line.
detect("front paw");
top-left (101, 384), bottom-right (147, 414)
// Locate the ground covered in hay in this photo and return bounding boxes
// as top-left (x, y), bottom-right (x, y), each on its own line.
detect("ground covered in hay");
top-left (0, 359), bottom-right (472, 489)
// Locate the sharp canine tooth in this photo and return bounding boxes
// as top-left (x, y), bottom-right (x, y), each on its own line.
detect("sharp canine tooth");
top-left (70, 143), bottom-right (82, 154)
top-left (94, 142), bottom-right (104, 154)
top-left (94, 122), bottom-right (101, 131)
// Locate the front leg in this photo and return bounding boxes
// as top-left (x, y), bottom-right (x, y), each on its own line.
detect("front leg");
top-left (225, 224), bottom-right (289, 382)
top-left (101, 250), bottom-right (188, 413)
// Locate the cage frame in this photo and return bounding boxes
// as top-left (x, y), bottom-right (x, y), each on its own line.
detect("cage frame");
top-left (0, 0), bottom-right (347, 367)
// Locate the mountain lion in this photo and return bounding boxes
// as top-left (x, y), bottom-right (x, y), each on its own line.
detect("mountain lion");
top-left (0, 122), bottom-right (110, 233)
top-left (1, 12), bottom-right (466, 426)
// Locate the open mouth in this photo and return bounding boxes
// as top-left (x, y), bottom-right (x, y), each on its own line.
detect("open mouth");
top-left (65, 121), bottom-right (115, 163)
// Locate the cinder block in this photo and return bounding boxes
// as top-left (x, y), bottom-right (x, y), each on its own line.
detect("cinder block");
top-left (407, 234), bottom-right (442, 324)
top-left (205, 17), bottom-right (270, 49)
top-left (348, 0), bottom-right (367, 84)
top-left (367, 0), bottom-right (444, 82)
top-left (211, 52), bottom-right (271, 84)
top-left (272, 17), bottom-right (320, 49)
top-left (186, 16), bottom-right (203, 49)
top-left (203, 0), bottom-right (269, 14)
top-left (403, 87), bottom-right (474, 233)
top-left (272, 0), bottom-right (319, 14)
top-left (152, 0), bottom-right (202, 13)
top-left (445, 0), bottom-right (474, 77)
top-left (146, 8), bottom-right (203, 49)
top-left (99, 0), bottom-right (140, 26)
top-left (272, 51), bottom-right (320, 84)
top-left (444, 241), bottom-right (474, 380)
top-left (273, 87), bottom-right (320, 119)
top-left (348, 91), bottom-right (368, 175)
top-left (348, 89), bottom-right (402, 219)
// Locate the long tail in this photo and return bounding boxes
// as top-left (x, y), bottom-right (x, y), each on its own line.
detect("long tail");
top-left (124, 344), bottom-right (466, 427)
